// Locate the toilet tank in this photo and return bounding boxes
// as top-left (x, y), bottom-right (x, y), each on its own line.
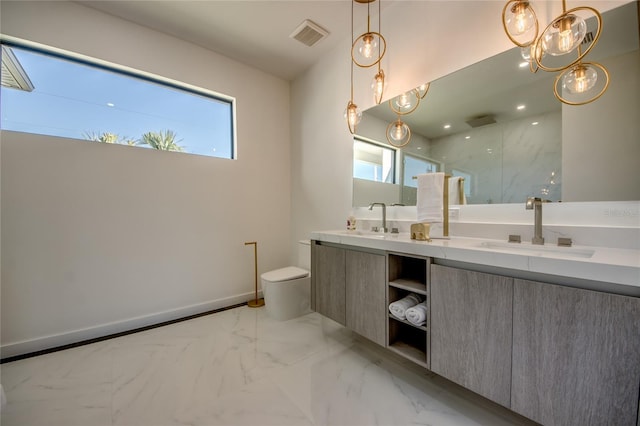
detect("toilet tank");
top-left (298, 240), bottom-right (311, 270)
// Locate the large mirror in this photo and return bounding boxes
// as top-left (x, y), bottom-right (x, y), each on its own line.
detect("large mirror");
top-left (353, 1), bottom-right (639, 207)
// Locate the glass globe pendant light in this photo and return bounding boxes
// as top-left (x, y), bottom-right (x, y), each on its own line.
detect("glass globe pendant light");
top-left (371, 68), bottom-right (385, 104)
top-left (351, 0), bottom-right (386, 68)
top-left (502, 0), bottom-right (539, 47)
top-left (553, 55), bottom-right (609, 105)
top-left (416, 83), bottom-right (430, 99)
top-left (386, 117), bottom-right (411, 147)
top-left (533, 3), bottom-right (603, 73)
top-left (344, 100), bottom-right (362, 134)
top-left (389, 90), bottom-right (420, 115)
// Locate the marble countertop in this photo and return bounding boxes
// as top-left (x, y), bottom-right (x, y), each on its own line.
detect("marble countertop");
top-left (310, 230), bottom-right (640, 292)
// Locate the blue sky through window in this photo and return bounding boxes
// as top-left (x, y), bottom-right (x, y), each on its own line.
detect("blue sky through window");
top-left (1, 46), bottom-right (234, 159)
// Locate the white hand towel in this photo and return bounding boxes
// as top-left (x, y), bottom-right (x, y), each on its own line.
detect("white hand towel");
top-left (405, 302), bottom-right (428, 326)
top-left (389, 293), bottom-right (421, 320)
top-left (448, 176), bottom-right (467, 205)
top-left (416, 173), bottom-right (444, 223)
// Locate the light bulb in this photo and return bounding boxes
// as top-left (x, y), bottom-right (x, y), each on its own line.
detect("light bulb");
top-left (507, 2), bottom-right (535, 36)
top-left (344, 101), bottom-right (362, 133)
top-left (371, 70), bottom-right (385, 104)
top-left (358, 34), bottom-right (377, 59)
top-left (392, 122), bottom-right (406, 141)
top-left (562, 64), bottom-right (597, 94)
top-left (542, 14), bottom-right (586, 56)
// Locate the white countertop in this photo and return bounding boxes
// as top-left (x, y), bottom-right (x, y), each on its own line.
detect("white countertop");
top-left (310, 230), bottom-right (640, 292)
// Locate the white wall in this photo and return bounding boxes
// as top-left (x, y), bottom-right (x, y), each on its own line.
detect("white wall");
top-left (1, 1), bottom-right (291, 357)
top-left (290, 0), bottom-right (632, 248)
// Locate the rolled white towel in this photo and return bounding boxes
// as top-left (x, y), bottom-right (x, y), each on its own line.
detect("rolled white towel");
top-left (389, 293), bottom-right (421, 320)
top-left (405, 302), bottom-right (428, 326)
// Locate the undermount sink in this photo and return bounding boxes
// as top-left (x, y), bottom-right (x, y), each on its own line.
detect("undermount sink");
top-left (476, 241), bottom-right (595, 259)
top-left (339, 230), bottom-right (387, 239)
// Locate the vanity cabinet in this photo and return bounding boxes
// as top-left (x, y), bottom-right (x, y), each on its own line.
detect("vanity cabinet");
top-left (311, 241), bottom-right (386, 345)
top-left (345, 250), bottom-right (386, 346)
top-left (430, 264), bottom-right (513, 408)
top-left (511, 278), bottom-right (640, 426)
top-left (311, 234), bottom-right (640, 425)
top-left (311, 242), bottom-right (346, 325)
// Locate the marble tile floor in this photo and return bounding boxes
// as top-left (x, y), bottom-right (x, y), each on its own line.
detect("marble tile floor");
top-left (0, 306), bottom-right (537, 426)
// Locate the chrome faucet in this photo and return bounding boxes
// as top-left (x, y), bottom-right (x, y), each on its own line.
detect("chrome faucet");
top-left (526, 197), bottom-right (544, 245)
top-left (368, 202), bottom-right (387, 233)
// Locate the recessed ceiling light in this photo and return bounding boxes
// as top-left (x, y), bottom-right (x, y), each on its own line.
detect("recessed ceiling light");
top-left (532, 121), bottom-right (539, 125)
top-left (444, 124), bottom-right (451, 129)
top-left (465, 135), bottom-right (471, 140)
top-left (417, 146), bottom-right (422, 150)
top-left (517, 104), bottom-right (526, 110)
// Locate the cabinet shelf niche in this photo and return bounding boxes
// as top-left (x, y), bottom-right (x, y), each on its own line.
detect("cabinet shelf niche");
top-left (388, 313), bottom-right (427, 331)
top-left (388, 321), bottom-right (428, 368)
top-left (389, 278), bottom-right (427, 295)
top-left (386, 253), bottom-right (430, 370)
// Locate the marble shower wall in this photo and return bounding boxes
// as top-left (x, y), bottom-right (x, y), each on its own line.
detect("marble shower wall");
top-left (429, 111), bottom-right (562, 204)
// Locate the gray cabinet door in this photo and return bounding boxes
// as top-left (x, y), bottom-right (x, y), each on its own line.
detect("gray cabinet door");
top-left (346, 250), bottom-right (386, 346)
top-left (312, 243), bottom-right (346, 325)
top-left (512, 278), bottom-right (640, 426)
top-left (430, 264), bottom-right (513, 408)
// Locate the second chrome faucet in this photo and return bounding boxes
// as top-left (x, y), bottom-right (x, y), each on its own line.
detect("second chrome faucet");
top-left (525, 197), bottom-right (545, 245)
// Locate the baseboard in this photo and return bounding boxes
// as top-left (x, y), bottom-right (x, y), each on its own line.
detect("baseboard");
top-left (1, 291), bottom-right (262, 360)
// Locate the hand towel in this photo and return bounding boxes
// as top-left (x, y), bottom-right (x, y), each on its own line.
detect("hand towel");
top-left (416, 172), bottom-right (444, 223)
top-left (389, 293), bottom-right (421, 320)
top-left (448, 176), bottom-right (467, 205)
top-left (405, 302), bottom-right (428, 326)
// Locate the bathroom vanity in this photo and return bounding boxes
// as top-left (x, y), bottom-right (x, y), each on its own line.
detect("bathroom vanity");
top-left (310, 231), bottom-right (640, 426)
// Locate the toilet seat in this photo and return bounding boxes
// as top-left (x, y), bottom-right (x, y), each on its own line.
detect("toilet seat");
top-left (261, 266), bottom-right (308, 282)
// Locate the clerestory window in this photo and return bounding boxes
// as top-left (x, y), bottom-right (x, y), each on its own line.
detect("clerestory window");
top-left (1, 41), bottom-right (236, 159)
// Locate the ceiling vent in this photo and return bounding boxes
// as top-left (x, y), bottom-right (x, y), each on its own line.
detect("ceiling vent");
top-left (289, 19), bottom-right (329, 47)
top-left (581, 31), bottom-right (594, 45)
top-left (465, 114), bottom-right (497, 128)
top-left (1, 46), bottom-right (34, 92)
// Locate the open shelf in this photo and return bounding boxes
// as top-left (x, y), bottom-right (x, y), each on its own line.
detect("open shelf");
top-left (388, 319), bottom-right (428, 368)
top-left (389, 314), bottom-right (427, 331)
top-left (388, 341), bottom-right (429, 368)
top-left (389, 278), bottom-right (427, 295)
top-left (387, 253), bottom-right (430, 370)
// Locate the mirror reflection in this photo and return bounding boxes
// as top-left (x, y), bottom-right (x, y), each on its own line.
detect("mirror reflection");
top-left (353, 1), bottom-right (639, 207)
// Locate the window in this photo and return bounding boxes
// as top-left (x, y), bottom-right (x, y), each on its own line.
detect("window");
top-left (0, 42), bottom-right (235, 159)
top-left (403, 154), bottom-right (439, 188)
top-left (353, 137), bottom-right (396, 184)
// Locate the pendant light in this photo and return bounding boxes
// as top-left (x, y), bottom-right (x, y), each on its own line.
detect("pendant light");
top-left (553, 46), bottom-right (609, 105)
top-left (389, 90), bottom-right (420, 115)
top-left (501, 0), bottom-right (609, 105)
top-left (533, 2), bottom-right (602, 72)
top-left (351, 0), bottom-right (387, 68)
top-left (345, 0), bottom-right (361, 133)
top-left (386, 116), bottom-right (411, 147)
top-left (415, 83), bottom-right (430, 100)
top-left (371, 68), bottom-right (385, 104)
top-left (502, 0), bottom-right (539, 47)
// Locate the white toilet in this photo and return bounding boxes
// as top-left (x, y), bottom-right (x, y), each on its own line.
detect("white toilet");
top-left (260, 240), bottom-right (311, 321)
